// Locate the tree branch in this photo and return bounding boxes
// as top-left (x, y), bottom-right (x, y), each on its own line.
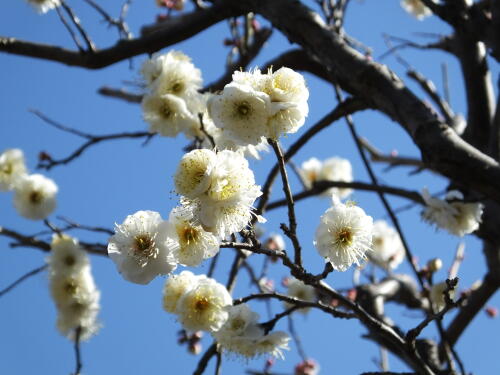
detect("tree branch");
top-left (0, 3), bottom-right (237, 69)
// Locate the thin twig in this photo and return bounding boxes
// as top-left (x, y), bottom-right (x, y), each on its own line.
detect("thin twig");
top-left (60, 1), bottom-right (96, 52)
top-left (288, 315), bottom-right (307, 362)
top-left (193, 343), bottom-right (218, 375)
top-left (256, 98), bottom-right (370, 217)
top-left (55, 6), bottom-right (84, 51)
top-left (0, 264), bottom-right (48, 298)
top-left (269, 139), bottom-right (302, 267)
top-left (266, 181), bottom-right (424, 211)
top-left (73, 326), bottom-right (82, 375)
top-left (198, 113), bottom-right (215, 148)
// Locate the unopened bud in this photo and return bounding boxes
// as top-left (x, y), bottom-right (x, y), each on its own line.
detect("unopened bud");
top-left (427, 258), bottom-right (443, 273)
top-left (485, 306), bottom-right (498, 318)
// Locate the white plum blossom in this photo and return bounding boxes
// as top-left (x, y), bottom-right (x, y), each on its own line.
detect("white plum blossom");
top-left (175, 149), bottom-right (217, 199)
top-left (0, 148), bottom-right (27, 191)
top-left (213, 304), bottom-right (290, 359)
top-left (314, 198), bottom-right (373, 271)
top-left (48, 234), bottom-right (100, 341)
top-left (176, 277), bottom-right (232, 332)
top-left (421, 189), bottom-right (483, 237)
top-left (162, 270), bottom-right (206, 313)
top-left (299, 156), bottom-right (353, 199)
top-left (401, 0), bottom-right (432, 20)
top-left (284, 278), bottom-right (316, 314)
top-left (209, 67), bottom-right (308, 146)
top-left (254, 331), bottom-right (290, 360)
top-left (430, 281), bottom-right (456, 312)
top-left (299, 157), bottom-right (322, 188)
top-left (165, 207), bottom-right (220, 267)
top-left (208, 82), bottom-right (273, 146)
top-left (141, 50), bottom-right (201, 96)
top-left (47, 234), bottom-right (89, 276)
top-left (142, 93), bottom-right (199, 137)
top-left (369, 220), bottom-right (405, 270)
top-left (108, 210), bottom-right (177, 284)
top-left (13, 174), bottom-right (58, 220)
top-left (175, 149), bottom-right (263, 238)
top-left (26, 0), bottom-right (60, 14)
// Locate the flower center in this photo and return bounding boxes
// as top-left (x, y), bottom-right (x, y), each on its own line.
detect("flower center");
top-left (178, 225), bottom-right (199, 247)
top-left (64, 255), bottom-right (76, 266)
top-left (235, 101), bottom-right (251, 118)
top-left (194, 297), bottom-right (210, 313)
top-left (133, 234), bottom-right (154, 254)
top-left (171, 82), bottom-right (184, 94)
top-left (29, 190), bottom-right (43, 204)
top-left (63, 280), bottom-right (78, 296)
top-left (161, 103), bottom-right (172, 119)
top-left (336, 228), bottom-right (353, 246)
top-left (1, 162), bottom-right (13, 175)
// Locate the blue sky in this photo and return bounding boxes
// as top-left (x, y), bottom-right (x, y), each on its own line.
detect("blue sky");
top-left (1, 0), bottom-right (499, 374)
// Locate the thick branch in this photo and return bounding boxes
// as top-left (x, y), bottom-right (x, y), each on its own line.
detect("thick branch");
top-left (0, 4), bottom-right (236, 69)
top-left (229, 0), bottom-right (500, 204)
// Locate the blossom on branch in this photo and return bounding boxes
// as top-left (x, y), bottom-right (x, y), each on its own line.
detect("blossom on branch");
top-left (175, 149), bottom-right (263, 238)
top-left (175, 277), bottom-right (232, 332)
top-left (368, 220), bottom-right (405, 270)
top-left (421, 189), bottom-right (483, 237)
top-left (299, 156), bottom-right (353, 199)
top-left (314, 198), bottom-right (373, 271)
top-left (13, 173), bottom-right (58, 220)
top-left (284, 278), bottom-right (316, 314)
top-left (108, 210), bottom-right (177, 284)
top-left (213, 303), bottom-right (290, 359)
top-left (48, 234), bottom-right (101, 341)
top-left (0, 148), bottom-right (27, 191)
top-left (165, 207), bottom-right (220, 267)
top-left (208, 67), bottom-right (308, 146)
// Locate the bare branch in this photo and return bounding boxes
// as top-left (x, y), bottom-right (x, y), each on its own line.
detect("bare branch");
top-left (0, 4), bottom-right (237, 69)
top-left (266, 181), bottom-right (424, 211)
top-left (97, 87), bottom-right (142, 103)
top-left (0, 264), bottom-right (48, 298)
top-left (269, 139), bottom-right (302, 267)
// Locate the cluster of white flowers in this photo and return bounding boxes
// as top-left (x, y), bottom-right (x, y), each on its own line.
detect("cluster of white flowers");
top-left (284, 278), bottom-right (316, 314)
top-left (175, 148), bottom-right (263, 238)
top-left (0, 148), bottom-right (58, 220)
top-left (141, 51), bottom-right (204, 139)
top-left (421, 189), bottom-right (483, 237)
top-left (299, 156), bottom-right (353, 199)
top-left (208, 67), bottom-right (309, 146)
top-left (368, 220), bottom-right (405, 270)
top-left (47, 235), bottom-right (101, 341)
top-left (162, 272), bottom-right (290, 359)
top-left (213, 303), bottom-right (290, 359)
top-left (141, 51), bottom-right (275, 159)
top-left (26, 0), bottom-right (60, 14)
top-left (401, 0), bottom-right (432, 20)
top-left (314, 197), bottom-right (373, 271)
top-left (108, 209), bottom-right (223, 284)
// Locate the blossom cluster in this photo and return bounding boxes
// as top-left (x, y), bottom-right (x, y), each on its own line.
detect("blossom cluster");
top-left (163, 271), bottom-right (290, 359)
top-left (108, 209), bottom-right (221, 284)
top-left (299, 156), bottom-right (353, 199)
top-left (0, 148), bottom-right (58, 220)
top-left (140, 51), bottom-right (269, 159)
top-left (47, 235), bottom-right (101, 341)
top-left (421, 189), bottom-right (483, 237)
